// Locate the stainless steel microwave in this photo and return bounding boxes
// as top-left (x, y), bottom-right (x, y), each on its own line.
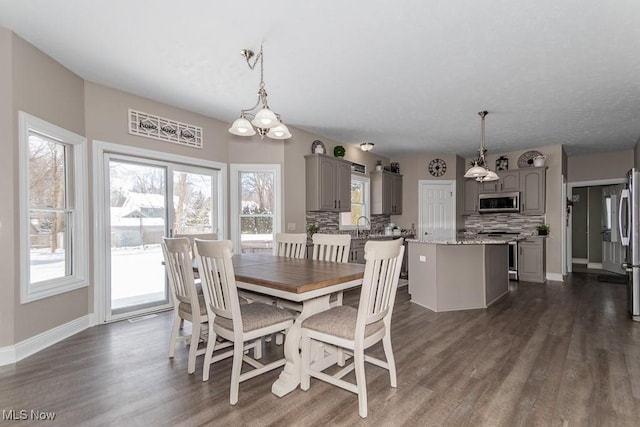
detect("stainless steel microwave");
top-left (478, 192), bottom-right (520, 213)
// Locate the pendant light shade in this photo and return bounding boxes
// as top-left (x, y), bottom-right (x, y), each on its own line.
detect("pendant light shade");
top-left (464, 163), bottom-right (488, 178)
top-left (267, 122), bottom-right (292, 139)
top-left (251, 108), bottom-right (279, 129)
top-left (229, 117), bottom-right (256, 136)
top-left (479, 169), bottom-right (499, 182)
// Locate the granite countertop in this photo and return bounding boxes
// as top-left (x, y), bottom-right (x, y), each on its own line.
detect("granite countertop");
top-left (406, 234), bottom-right (535, 245)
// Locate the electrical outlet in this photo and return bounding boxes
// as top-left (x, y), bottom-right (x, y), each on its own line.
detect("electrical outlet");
top-left (419, 256), bottom-right (426, 262)
top-left (287, 223), bottom-right (296, 231)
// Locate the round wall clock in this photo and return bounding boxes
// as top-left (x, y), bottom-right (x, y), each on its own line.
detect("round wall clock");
top-left (428, 158), bottom-right (447, 177)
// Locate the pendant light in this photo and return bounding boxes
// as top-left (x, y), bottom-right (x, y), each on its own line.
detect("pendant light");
top-left (464, 111), bottom-right (499, 182)
top-left (229, 45), bottom-right (291, 140)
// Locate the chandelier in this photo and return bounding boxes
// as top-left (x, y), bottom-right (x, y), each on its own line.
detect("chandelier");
top-left (464, 110), bottom-right (498, 182)
top-left (228, 45), bottom-right (291, 140)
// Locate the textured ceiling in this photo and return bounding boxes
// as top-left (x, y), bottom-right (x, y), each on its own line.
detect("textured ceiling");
top-left (1, 0), bottom-right (639, 157)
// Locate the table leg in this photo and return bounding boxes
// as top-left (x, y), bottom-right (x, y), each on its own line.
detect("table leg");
top-left (271, 295), bottom-right (330, 397)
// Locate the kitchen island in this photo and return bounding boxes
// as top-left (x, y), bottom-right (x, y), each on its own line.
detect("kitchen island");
top-left (407, 237), bottom-right (511, 312)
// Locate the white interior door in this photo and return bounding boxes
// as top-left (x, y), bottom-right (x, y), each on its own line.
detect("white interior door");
top-left (419, 181), bottom-right (456, 240)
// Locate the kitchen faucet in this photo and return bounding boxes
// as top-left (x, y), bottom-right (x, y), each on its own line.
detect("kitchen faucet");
top-left (356, 215), bottom-right (370, 238)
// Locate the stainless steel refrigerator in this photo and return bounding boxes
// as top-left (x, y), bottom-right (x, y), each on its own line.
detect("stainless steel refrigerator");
top-left (619, 168), bottom-right (640, 321)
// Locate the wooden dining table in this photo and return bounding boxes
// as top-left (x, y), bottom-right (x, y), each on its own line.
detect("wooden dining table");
top-left (231, 253), bottom-right (366, 397)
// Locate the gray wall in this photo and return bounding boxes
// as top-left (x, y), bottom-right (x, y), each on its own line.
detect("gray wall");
top-left (571, 187), bottom-right (588, 259)
top-left (572, 186), bottom-right (605, 264)
top-left (0, 28), bottom-right (15, 347)
top-left (10, 32), bottom-right (88, 343)
top-left (567, 150), bottom-right (633, 182)
top-left (588, 186), bottom-right (603, 263)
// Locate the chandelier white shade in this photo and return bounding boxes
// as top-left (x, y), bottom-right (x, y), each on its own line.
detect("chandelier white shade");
top-left (465, 110), bottom-right (499, 182)
top-left (229, 117), bottom-right (256, 136)
top-left (228, 46), bottom-right (291, 140)
top-left (360, 142), bottom-right (374, 151)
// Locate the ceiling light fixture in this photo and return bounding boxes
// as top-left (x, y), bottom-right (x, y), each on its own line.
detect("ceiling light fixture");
top-left (360, 142), bottom-right (375, 152)
top-left (464, 110), bottom-right (498, 182)
top-left (228, 45), bottom-right (291, 140)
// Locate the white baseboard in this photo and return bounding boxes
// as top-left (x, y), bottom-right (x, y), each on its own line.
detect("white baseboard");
top-left (546, 272), bottom-right (564, 282)
top-left (587, 262), bottom-right (603, 270)
top-left (572, 258), bottom-right (588, 265)
top-left (0, 314), bottom-right (95, 366)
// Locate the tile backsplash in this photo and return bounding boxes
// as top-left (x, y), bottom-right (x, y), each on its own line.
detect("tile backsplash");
top-left (306, 212), bottom-right (391, 235)
top-left (464, 213), bottom-right (545, 234)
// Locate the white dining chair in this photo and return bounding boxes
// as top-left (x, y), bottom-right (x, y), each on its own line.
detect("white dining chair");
top-left (274, 232), bottom-right (307, 258)
top-left (311, 233), bottom-right (351, 307)
top-left (300, 238), bottom-right (405, 418)
top-left (161, 237), bottom-right (232, 375)
top-left (173, 232), bottom-right (218, 258)
top-left (194, 239), bottom-right (297, 403)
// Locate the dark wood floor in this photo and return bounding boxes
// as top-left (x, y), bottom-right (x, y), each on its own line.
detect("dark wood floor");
top-left (2, 272), bottom-right (640, 426)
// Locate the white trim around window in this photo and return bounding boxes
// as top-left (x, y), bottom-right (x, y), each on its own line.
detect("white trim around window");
top-left (18, 111), bottom-right (89, 303)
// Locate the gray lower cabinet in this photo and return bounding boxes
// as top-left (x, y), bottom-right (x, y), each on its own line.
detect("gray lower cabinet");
top-left (371, 170), bottom-right (403, 215)
top-left (518, 237), bottom-right (546, 283)
top-left (305, 154), bottom-right (351, 212)
top-left (349, 239), bottom-right (366, 264)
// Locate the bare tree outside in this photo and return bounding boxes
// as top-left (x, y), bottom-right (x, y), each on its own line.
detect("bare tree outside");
top-left (239, 171), bottom-right (275, 254)
top-left (28, 133), bottom-right (69, 283)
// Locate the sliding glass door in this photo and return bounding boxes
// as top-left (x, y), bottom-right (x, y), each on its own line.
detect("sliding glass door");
top-left (105, 154), bottom-right (219, 320)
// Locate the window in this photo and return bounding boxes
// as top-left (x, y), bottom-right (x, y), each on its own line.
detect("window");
top-left (340, 174), bottom-right (370, 230)
top-left (19, 112), bottom-right (88, 303)
top-left (230, 164), bottom-right (281, 254)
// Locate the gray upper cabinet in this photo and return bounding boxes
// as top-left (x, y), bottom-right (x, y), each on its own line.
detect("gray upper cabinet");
top-left (462, 178), bottom-right (479, 215)
top-left (499, 171), bottom-right (520, 192)
top-left (305, 154), bottom-right (352, 212)
top-left (468, 167), bottom-right (545, 215)
top-left (479, 170), bottom-right (520, 193)
top-left (371, 170), bottom-right (403, 215)
top-left (520, 167), bottom-right (546, 215)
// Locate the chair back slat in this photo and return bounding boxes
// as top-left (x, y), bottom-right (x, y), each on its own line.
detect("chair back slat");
top-left (311, 233), bottom-right (351, 263)
top-left (357, 239), bottom-right (404, 331)
top-left (195, 239), bottom-right (241, 330)
top-left (161, 237), bottom-right (199, 306)
top-left (274, 233), bottom-right (307, 258)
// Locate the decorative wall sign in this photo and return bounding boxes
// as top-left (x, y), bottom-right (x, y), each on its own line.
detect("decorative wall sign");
top-left (351, 162), bottom-right (366, 174)
top-left (128, 109), bottom-right (203, 148)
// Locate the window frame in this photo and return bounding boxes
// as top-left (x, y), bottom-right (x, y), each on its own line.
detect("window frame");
top-left (19, 111), bottom-right (89, 303)
top-left (339, 173), bottom-right (371, 231)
